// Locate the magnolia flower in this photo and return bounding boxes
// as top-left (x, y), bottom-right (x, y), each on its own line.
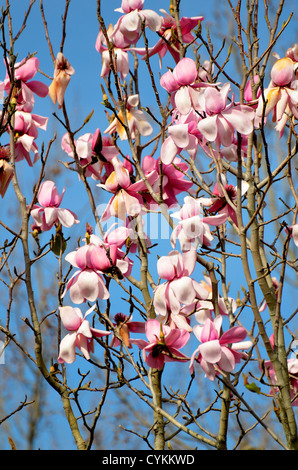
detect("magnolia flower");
top-left (255, 57), bottom-right (298, 136)
top-left (153, 249), bottom-right (209, 328)
top-left (98, 158), bottom-right (158, 221)
top-left (131, 318), bottom-right (190, 370)
top-left (111, 0), bottom-right (162, 45)
top-left (62, 255), bottom-right (110, 304)
top-left (12, 111), bottom-right (48, 166)
top-left (190, 316), bottom-right (252, 381)
top-left (95, 24), bottom-right (130, 80)
top-left (58, 305), bottom-right (111, 364)
top-left (48, 52), bottom-right (75, 109)
top-left (133, 9), bottom-right (204, 66)
top-left (207, 175), bottom-right (249, 226)
top-left (197, 82), bottom-right (255, 148)
top-left (160, 109), bottom-right (202, 164)
top-left (4, 57), bottom-right (48, 112)
top-left (30, 180), bottom-right (79, 231)
top-left (61, 130), bottom-right (119, 180)
top-left (64, 232), bottom-right (133, 286)
top-left (103, 220), bottom-right (151, 254)
top-left (104, 94), bottom-right (153, 140)
top-left (110, 312), bottom-right (145, 348)
top-left (160, 57), bottom-right (213, 115)
top-left (141, 154), bottom-right (193, 208)
top-left (170, 196), bottom-right (228, 251)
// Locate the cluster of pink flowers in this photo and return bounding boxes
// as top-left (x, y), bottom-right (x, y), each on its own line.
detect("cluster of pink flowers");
top-left (3, 0), bottom-right (295, 389)
top-left (0, 57), bottom-right (49, 197)
top-left (3, 57), bottom-right (49, 167)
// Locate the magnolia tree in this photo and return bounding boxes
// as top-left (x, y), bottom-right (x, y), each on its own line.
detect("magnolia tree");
top-left (0, 0), bottom-right (298, 451)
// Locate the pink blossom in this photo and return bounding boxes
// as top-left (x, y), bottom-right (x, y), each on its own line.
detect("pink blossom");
top-left (207, 175), bottom-right (249, 226)
top-left (103, 220), bottom-right (151, 254)
top-left (190, 316), bottom-right (252, 381)
top-left (4, 57), bottom-right (48, 112)
top-left (160, 109), bottom-right (202, 164)
top-left (62, 253), bottom-right (110, 305)
top-left (133, 10), bottom-right (204, 66)
top-left (61, 130), bottom-right (119, 180)
top-left (12, 111), bottom-right (48, 166)
top-left (197, 82), bottom-right (255, 148)
top-left (131, 318), bottom-right (190, 370)
top-left (104, 94), bottom-right (153, 140)
top-left (174, 275), bottom-right (236, 327)
top-left (98, 158), bottom-right (158, 221)
top-left (110, 312), bottom-right (145, 348)
top-left (142, 154), bottom-right (193, 207)
top-left (111, 0), bottom-right (162, 46)
top-left (58, 305), bottom-right (111, 364)
top-left (255, 57), bottom-right (298, 136)
top-left (153, 249), bottom-right (209, 328)
top-left (95, 24), bottom-right (130, 80)
top-left (160, 58), bottom-right (212, 115)
top-left (211, 134), bottom-right (248, 163)
top-left (65, 232), bottom-right (133, 283)
top-left (170, 196), bottom-right (228, 251)
top-left (48, 52), bottom-right (75, 109)
top-left (30, 180), bottom-right (79, 231)
top-left (244, 75), bottom-right (261, 103)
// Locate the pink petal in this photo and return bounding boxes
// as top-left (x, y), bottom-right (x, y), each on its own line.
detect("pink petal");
top-left (57, 208), bottom-right (79, 227)
top-left (168, 124), bottom-right (190, 148)
top-left (220, 326), bottom-right (248, 346)
top-left (27, 80), bottom-right (49, 97)
top-left (130, 108), bottom-right (153, 136)
top-left (43, 207), bottom-right (58, 226)
top-left (142, 9), bottom-right (162, 31)
top-left (199, 340), bottom-right (221, 363)
top-left (217, 346), bottom-right (236, 372)
top-left (153, 283), bottom-right (169, 317)
top-left (160, 70), bottom-right (179, 93)
top-left (165, 327), bottom-right (190, 349)
top-left (216, 115), bottom-right (234, 147)
top-left (58, 332), bottom-right (77, 363)
top-left (169, 277), bottom-right (196, 305)
top-left (59, 306), bottom-right (83, 331)
top-left (223, 106), bottom-right (254, 136)
top-left (182, 248), bottom-right (197, 275)
top-left (160, 136), bottom-right (179, 164)
top-left (197, 114), bottom-right (218, 141)
top-left (15, 57), bottom-right (39, 81)
top-left (145, 318), bottom-right (163, 343)
top-left (173, 58), bottom-right (197, 86)
top-left (174, 86), bottom-right (192, 115)
top-left (204, 87), bottom-right (226, 114)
